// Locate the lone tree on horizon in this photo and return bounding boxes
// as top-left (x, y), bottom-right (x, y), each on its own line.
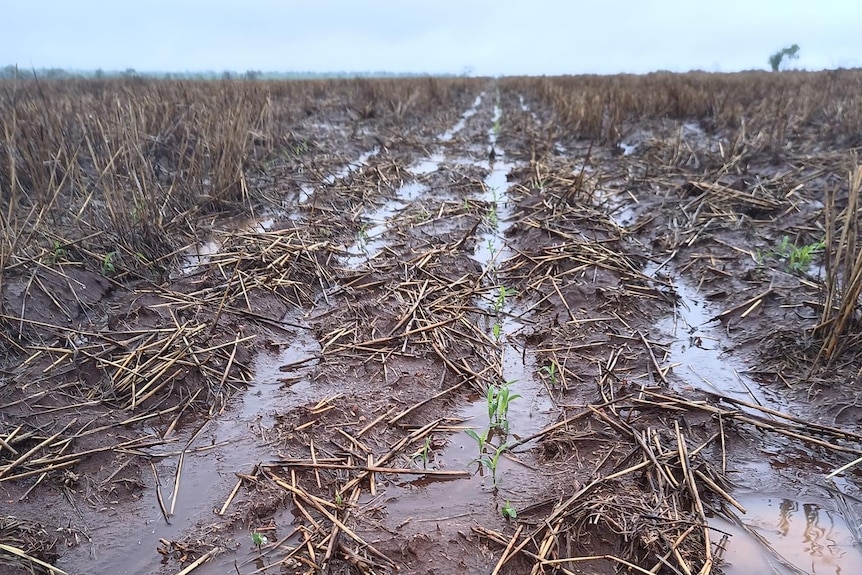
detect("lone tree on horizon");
top-left (769, 44), bottom-right (800, 71)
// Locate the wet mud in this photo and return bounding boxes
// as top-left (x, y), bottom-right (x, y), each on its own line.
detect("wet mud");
top-left (3, 75), bottom-right (862, 575)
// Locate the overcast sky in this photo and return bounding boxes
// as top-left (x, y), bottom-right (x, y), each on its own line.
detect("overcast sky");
top-left (4, 1), bottom-right (861, 75)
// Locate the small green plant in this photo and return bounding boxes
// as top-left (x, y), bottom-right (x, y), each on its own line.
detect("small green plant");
top-left (486, 204), bottom-right (498, 227)
top-left (464, 428), bottom-right (489, 461)
top-left (130, 203), bottom-right (143, 223)
top-left (51, 241), bottom-right (67, 263)
top-left (491, 322), bottom-right (502, 342)
top-left (775, 236), bottom-right (824, 273)
top-left (251, 531), bottom-right (268, 549)
top-left (486, 239), bottom-right (497, 260)
top-left (335, 492), bottom-right (343, 507)
top-left (486, 381), bottom-right (521, 433)
top-left (413, 436), bottom-right (432, 469)
top-left (475, 441), bottom-right (510, 488)
top-left (414, 206), bottom-right (431, 222)
top-left (493, 286), bottom-right (516, 314)
top-left (357, 223), bottom-right (370, 246)
top-left (101, 251), bottom-right (116, 275)
top-left (541, 361), bottom-right (558, 387)
top-left (501, 500), bottom-right (517, 520)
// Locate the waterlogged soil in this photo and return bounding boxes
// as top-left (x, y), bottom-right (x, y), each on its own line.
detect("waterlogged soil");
top-left (3, 80), bottom-right (862, 575)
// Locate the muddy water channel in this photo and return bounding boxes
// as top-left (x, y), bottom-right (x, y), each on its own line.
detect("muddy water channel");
top-left (599, 175), bottom-right (862, 571)
top-left (655, 270), bottom-right (862, 575)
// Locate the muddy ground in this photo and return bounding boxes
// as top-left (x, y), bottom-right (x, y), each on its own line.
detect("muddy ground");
top-left (2, 76), bottom-right (862, 575)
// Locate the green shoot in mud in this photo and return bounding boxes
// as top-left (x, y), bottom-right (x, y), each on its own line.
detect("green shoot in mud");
top-left (101, 251), bottom-right (116, 276)
top-left (493, 286), bottom-right (517, 315)
top-left (413, 436), bottom-right (432, 469)
top-left (335, 492), bottom-right (343, 507)
top-left (486, 203), bottom-right (499, 227)
top-left (492, 321), bottom-right (502, 342)
top-left (464, 428), bottom-right (489, 461)
top-left (130, 203), bottom-right (143, 224)
top-left (541, 361), bottom-right (558, 387)
top-left (775, 236), bottom-right (824, 273)
top-left (464, 427), bottom-right (508, 487)
top-left (486, 239), bottom-right (497, 261)
top-left (251, 531), bottom-right (268, 549)
top-left (414, 206), bottom-right (431, 223)
top-left (51, 241), bottom-right (67, 264)
top-left (501, 500), bottom-right (517, 520)
top-left (474, 441), bottom-right (510, 488)
top-left (292, 141), bottom-right (309, 157)
top-left (487, 381), bottom-right (521, 433)
top-left (357, 223), bottom-right (370, 247)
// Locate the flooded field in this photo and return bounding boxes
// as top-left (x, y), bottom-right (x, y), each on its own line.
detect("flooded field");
top-left (2, 72), bottom-right (862, 574)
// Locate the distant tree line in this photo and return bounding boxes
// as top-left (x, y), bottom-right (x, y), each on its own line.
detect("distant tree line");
top-left (0, 65), bottom-right (452, 80)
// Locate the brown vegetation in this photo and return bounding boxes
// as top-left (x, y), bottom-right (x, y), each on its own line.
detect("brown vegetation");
top-left (2, 71), bottom-right (862, 575)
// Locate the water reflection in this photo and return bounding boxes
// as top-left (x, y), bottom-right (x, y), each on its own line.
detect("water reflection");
top-left (718, 495), bottom-right (861, 575)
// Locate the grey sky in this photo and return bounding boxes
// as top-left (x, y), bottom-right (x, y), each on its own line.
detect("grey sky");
top-left (4, 1), bottom-right (861, 75)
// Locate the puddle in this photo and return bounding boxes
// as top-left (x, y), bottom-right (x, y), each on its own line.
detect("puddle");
top-left (714, 493), bottom-right (862, 575)
top-left (649, 266), bottom-right (780, 410)
top-left (340, 181), bottom-right (430, 267)
top-left (297, 147), bottom-right (382, 207)
top-left (410, 152), bottom-right (446, 176)
top-left (176, 239), bottom-right (221, 277)
top-left (237, 324), bottom-right (321, 428)
top-left (620, 142), bottom-right (638, 156)
top-left (440, 93), bottom-right (484, 142)
top-left (397, 181), bottom-right (427, 201)
top-left (174, 211), bottom-right (280, 279)
top-left (684, 121), bottom-right (705, 138)
top-left (322, 147), bottom-right (379, 185)
top-left (57, 317), bottom-right (320, 575)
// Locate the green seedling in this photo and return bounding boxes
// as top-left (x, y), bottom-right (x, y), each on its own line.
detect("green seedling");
top-left (101, 251), bottom-right (116, 275)
top-left (335, 492), bottom-right (343, 507)
top-left (251, 531), bottom-right (268, 549)
top-left (462, 198), bottom-right (471, 212)
top-left (778, 236), bottom-right (824, 273)
top-left (475, 442), bottom-right (510, 488)
top-left (487, 381), bottom-right (521, 433)
top-left (491, 320), bottom-right (503, 340)
top-left (464, 428), bottom-right (489, 461)
top-left (413, 436), bottom-right (432, 469)
top-left (486, 239), bottom-right (497, 260)
top-left (357, 223), bottom-right (370, 246)
top-left (501, 500), bottom-right (517, 520)
top-left (541, 362), bottom-right (558, 387)
top-left (493, 286), bottom-right (517, 314)
top-left (486, 204), bottom-right (498, 227)
top-left (51, 241), bottom-right (67, 263)
top-left (292, 141), bottom-right (309, 157)
top-left (414, 207), bottom-right (431, 222)
top-left (492, 322), bottom-right (502, 342)
top-left (130, 203), bottom-right (143, 223)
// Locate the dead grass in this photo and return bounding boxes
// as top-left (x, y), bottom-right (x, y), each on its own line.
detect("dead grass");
top-left (503, 70), bottom-right (862, 149)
